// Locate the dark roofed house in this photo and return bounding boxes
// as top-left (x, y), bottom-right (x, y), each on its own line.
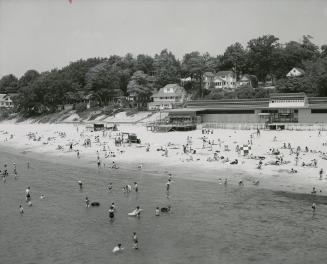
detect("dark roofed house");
top-left (148, 84), bottom-right (186, 110)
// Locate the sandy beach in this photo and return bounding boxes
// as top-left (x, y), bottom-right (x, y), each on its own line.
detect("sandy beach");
top-left (1, 122), bottom-right (327, 193)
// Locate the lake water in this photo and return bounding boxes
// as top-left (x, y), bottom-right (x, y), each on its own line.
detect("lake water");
top-left (1, 149), bottom-right (327, 264)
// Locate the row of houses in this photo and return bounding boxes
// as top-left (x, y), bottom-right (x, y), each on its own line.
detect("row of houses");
top-left (191, 67), bottom-right (305, 91)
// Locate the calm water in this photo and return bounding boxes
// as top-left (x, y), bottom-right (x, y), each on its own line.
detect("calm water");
top-left (1, 150), bottom-right (327, 264)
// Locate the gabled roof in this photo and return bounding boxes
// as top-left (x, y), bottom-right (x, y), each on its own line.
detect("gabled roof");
top-left (213, 76), bottom-right (225, 82)
top-left (0, 94), bottom-right (6, 100)
top-left (216, 71), bottom-right (235, 77)
top-left (287, 67), bottom-right (305, 75)
top-left (151, 84), bottom-right (185, 98)
top-left (293, 67), bottom-right (305, 74)
top-left (204, 72), bottom-right (215, 77)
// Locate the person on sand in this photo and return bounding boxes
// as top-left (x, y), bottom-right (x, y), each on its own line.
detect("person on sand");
top-left (319, 168), bottom-right (324, 180)
top-left (113, 243), bottom-right (124, 253)
top-left (97, 157), bottom-right (101, 168)
top-left (27, 161), bottom-right (30, 169)
top-left (77, 150), bottom-right (80, 158)
top-left (19, 205), bottom-right (24, 215)
top-left (132, 232), bottom-right (138, 249)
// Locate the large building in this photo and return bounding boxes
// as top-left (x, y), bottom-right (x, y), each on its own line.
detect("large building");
top-left (148, 84), bottom-right (187, 110)
top-left (167, 93), bottom-right (327, 128)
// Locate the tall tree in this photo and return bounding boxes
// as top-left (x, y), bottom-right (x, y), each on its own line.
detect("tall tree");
top-left (153, 49), bottom-right (181, 88)
top-left (0, 74), bottom-right (18, 93)
top-left (247, 35), bottom-right (280, 82)
top-left (127, 70), bottom-right (154, 108)
top-left (221, 42), bottom-right (247, 76)
top-left (181, 51), bottom-right (215, 98)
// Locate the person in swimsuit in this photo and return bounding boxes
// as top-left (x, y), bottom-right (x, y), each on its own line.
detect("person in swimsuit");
top-left (109, 206), bottom-right (115, 220)
top-left (132, 232), bottom-right (138, 249)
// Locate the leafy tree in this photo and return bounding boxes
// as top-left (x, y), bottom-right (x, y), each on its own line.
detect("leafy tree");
top-left (18, 70), bottom-right (39, 89)
top-left (136, 54), bottom-right (154, 75)
top-left (153, 49), bottom-right (181, 88)
top-left (85, 62), bottom-right (122, 106)
top-left (127, 70), bottom-right (154, 108)
top-left (181, 51), bottom-right (215, 98)
top-left (221, 42), bottom-right (247, 76)
top-left (247, 35), bottom-right (280, 82)
top-left (0, 74), bottom-right (18, 93)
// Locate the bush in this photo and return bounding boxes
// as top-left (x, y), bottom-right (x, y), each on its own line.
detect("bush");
top-left (75, 103), bottom-right (87, 112)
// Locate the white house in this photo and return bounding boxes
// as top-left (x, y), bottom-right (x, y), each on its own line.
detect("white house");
top-left (204, 71), bottom-right (236, 90)
top-left (148, 84), bottom-right (186, 110)
top-left (286, 67), bottom-right (305, 77)
top-left (238, 74), bottom-right (258, 88)
top-left (0, 94), bottom-right (15, 109)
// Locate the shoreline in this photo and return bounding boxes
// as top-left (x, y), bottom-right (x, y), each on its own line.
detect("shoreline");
top-left (1, 123), bottom-right (327, 195)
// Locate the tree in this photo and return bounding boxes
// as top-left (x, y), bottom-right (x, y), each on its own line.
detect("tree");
top-left (153, 49), bottom-right (181, 88)
top-left (136, 54), bottom-right (154, 75)
top-left (85, 62), bottom-right (122, 106)
top-left (0, 74), bottom-right (18, 93)
top-left (181, 51), bottom-right (215, 98)
top-left (127, 70), bottom-right (154, 108)
top-left (221, 42), bottom-right (247, 76)
top-left (18, 70), bottom-right (39, 89)
top-left (247, 35), bottom-right (280, 82)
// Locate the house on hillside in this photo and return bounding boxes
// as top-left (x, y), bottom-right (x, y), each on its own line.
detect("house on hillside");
top-left (286, 67), bottom-right (305, 77)
top-left (148, 84), bottom-right (187, 110)
top-left (203, 72), bottom-right (215, 89)
top-left (204, 71), bottom-right (236, 90)
top-left (0, 93), bottom-right (16, 109)
top-left (238, 74), bottom-right (258, 88)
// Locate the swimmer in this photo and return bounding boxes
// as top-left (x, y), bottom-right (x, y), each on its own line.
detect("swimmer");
top-left (132, 232), bottom-right (138, 249)
top-left (26, 192), bottom-right (31, 202)
top-left (224, 178), bottom-right (228, 186)
top-left (111, 202), bottom-right (116, 211)
top-left (40, 194), bottom-right (45, 199)
top-left (85, 196), bottom-right (90, 207)
top-left (112, 243), bottom-right (124, 253)
top-left (311, 187), bottom-right (317, 195)
top-left (78, 180), bottom-right (83, 189)
top-left (28, 200), bottom-right (32, 207)
top-left (155, 207), bottom-right (160, 216)
top-left (26, 186), bottom-right (30, 194)
top-left (108, 183), bottom-right (113, 192)
top-left (19, 205), bottom-right (24, 215)
top-left (312, 203), bottom-right (316, 212)
top-left (239, 180), bottom-right (244, 186)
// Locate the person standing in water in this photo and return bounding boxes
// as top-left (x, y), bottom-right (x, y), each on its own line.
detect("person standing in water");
top-left (85, 197), bottom-right (90, 207)
top-left (134, 182), bottom-right (138, 192)
top-left (132, 232), bottom-right (138, 249)
top-left (108, 206), bottom-right (115, 220)
top-left (19, 205), bottom-right (24, 215)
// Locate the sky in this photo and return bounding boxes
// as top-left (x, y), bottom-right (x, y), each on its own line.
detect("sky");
top-left (1, 0), bottom-right (327, 78)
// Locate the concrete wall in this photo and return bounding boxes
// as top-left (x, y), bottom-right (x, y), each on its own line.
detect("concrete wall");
top-left (200, 113), bottom-right (258, 123)
top-left (298, 109), bottom-right (327, 123)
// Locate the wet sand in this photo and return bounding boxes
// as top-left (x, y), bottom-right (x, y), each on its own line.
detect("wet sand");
top-left (1, 149), bottom-right (327, 264)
